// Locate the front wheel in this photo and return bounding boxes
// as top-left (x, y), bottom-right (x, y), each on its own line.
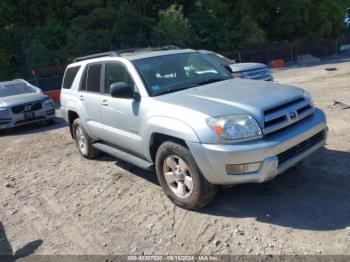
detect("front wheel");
top-left (155, 141), bottom-right (218, 210)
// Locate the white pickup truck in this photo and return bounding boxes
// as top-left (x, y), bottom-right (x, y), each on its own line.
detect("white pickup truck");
top-left (201, 50), bottom-right (273, 81)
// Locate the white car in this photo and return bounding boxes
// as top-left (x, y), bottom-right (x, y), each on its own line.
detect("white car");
top-left (0, 79), bottom-right (55, 129)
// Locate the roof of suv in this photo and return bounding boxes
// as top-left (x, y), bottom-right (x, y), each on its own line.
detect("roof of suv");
top-left (120, 49), bottom-right (195, 60)
top-left (71, 47), bottom-right (196, 64)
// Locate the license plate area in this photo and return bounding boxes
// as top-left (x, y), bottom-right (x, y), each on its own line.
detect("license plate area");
top-left (24, 112), bottom-right (36, 120)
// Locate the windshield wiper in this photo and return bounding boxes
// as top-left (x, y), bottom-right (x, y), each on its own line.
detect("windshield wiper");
top-left (156, 85), bottom-right (195, 96)
top-left (154, 78), bottom-right (230, 96)
top-left (194, 78), bottom-right (229, 86)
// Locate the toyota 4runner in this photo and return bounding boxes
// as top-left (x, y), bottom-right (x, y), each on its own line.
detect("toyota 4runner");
top-left (60, 48), bottom-right (328, 210)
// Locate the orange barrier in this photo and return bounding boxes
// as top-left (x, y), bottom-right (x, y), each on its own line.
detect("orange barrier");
top-left (271, 59), bottom-right (285, 68)
top-left (44, 90), bottom-right (61, 103)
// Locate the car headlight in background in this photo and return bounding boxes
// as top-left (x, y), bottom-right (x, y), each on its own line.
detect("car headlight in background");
top-left (207, 115), bottom-right (262, 140)
top-left (0, 106), bottom-right (8, 113)
top-left (232, 72), bottom-right (244, 78)
top-left (303, 90), bottom-right (314, 107)
top-left (42, 97), bottom-right (54, 107)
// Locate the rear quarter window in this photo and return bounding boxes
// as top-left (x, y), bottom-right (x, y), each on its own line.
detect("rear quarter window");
top-left (62, 66), bottom-right (81, 89)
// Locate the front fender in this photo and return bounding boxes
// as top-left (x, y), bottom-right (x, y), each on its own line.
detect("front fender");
top-left (143, 116), bottom-right (200, 160)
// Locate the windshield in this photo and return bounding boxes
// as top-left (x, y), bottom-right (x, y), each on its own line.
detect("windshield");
top-left (133, 52), bottom-right (232, 96)
top-left (207, 52), bottom-right (233, 66)
top-left (0, 82), bottom-right (36, 97)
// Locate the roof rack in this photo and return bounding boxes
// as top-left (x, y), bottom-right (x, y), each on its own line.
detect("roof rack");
top-left (117, 45), bottom-right (180, 54)
top-left (73, 45), bottom-right (181, 63)
top-left (73, 51), bottom-right (119, 62)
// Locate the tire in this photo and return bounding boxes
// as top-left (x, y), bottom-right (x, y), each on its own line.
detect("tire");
top-left (155, 141), bottom-right (218, 210)
top-left (46, 118), bottom-right (55, 125)
top-left (72, 118), bottom-right (100, 159)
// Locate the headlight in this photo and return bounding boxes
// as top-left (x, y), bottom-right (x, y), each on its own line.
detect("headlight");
top-left (42, 98), bottom-right (54, 106)
top-left (303, 90), bottom-right (314, 107)
top-left (232, 72), bottom-right (244, 78)
top-left (0, 106), bottom-right (8, 112)
top-left (207, 115), bottom-right (262, 140)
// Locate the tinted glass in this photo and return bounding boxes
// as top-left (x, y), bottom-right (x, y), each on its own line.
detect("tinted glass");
top-left (86, 64), bottom-right (102, 93)
top-left (80, 67), bottom-right (87, 91)
top-left (133, 52), bottom-right (232, 96)
top-left (63, 66), bottom-right (80, 89)
top-left (105, 63), bottom-right (134, 94)
top-left (0, 82), bottom-right (36, 97)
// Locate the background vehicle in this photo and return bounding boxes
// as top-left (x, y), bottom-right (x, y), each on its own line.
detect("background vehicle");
top-left (0, 79), bottom-right (55, 130)
top-left (344, 8), bottom-right (350, 29)
top-left (201, 50), bottom-right (274, 81)
top-left (60, 48), bottom-right (327, 210)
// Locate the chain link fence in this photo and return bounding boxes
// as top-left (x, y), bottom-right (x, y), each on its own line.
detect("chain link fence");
top-left (27, 75), bottom-right (63, 92)
top-left (23, 36), bottom-right (350, 92)
top-left (230, 36), bottom-right (350, 65)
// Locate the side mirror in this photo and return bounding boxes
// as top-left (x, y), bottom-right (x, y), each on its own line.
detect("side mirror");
top-left (110, 82), bottom-right (134, 99)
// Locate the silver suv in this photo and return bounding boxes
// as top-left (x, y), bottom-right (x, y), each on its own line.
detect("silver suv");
top-left (60, 48), bottom-right (327, 210)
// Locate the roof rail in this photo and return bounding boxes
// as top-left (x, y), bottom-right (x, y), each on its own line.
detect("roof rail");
top-left (116, 45), bottom-right (180, 55)
top-left (72, 45), bottom-right (181, 62)
top-left (135, 45), bottom-right (180, 52)
top-left (73, 51), bottom-right (119, 62)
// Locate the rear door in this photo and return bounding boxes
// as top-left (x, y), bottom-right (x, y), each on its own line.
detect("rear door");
top-left (78, 63), bottom-right (104, 139)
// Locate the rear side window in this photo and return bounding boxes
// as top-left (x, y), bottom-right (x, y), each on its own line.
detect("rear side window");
top-left (80, 64), bottom-right (102, 93)
top-left (62, 66), bottom-right (80, 89)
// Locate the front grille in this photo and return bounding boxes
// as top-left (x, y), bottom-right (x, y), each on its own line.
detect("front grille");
top-left (263, 97), bottom-right (314, 135)
top-left (244, 68), bottom-right (271, 80)
top-left (277, 131), bottom-right (325, 165)
top-left (11, 101), bottom-right (42, 114)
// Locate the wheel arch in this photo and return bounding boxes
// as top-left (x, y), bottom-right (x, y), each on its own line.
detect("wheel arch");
top-left (144, 117), bottom-right (200, 162)
top-left (68, 110), bottom-right (80, 138)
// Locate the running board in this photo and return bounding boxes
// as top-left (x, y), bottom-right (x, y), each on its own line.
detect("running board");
top-left (92, 142), bottom-right (154, 171)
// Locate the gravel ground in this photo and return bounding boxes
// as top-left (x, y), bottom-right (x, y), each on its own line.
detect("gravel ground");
top-left (1, 61), bottom-right (350, 256)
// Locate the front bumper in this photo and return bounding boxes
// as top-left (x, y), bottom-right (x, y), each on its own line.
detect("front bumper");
top-left (187, 108), bottom-right (327, 185)
top-left (0, 107), bottom-right (55, 130)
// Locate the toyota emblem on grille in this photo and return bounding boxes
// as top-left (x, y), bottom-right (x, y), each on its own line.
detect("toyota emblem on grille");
top-left (287, 110), bottom-right (298, 122)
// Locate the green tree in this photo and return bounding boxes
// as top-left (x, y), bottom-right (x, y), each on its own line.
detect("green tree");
top-left (308, 0), bottom-right (344, 38)
top-left (153, 4), bottom-right (191, 46)
top-left (0, 0), bottom-right (347, 81)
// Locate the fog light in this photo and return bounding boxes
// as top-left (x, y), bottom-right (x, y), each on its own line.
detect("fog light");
top-left (226, 162), bottom-right (261, 175)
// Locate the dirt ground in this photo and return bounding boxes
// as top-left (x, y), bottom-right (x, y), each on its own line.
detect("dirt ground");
top-left (1, 60), bottom-right (350, 256)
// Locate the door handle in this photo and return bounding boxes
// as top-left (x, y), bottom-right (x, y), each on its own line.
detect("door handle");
top-left (79, 95), bottom-right (85, 101)
top-left (101, 99), bottom-right (109, 106)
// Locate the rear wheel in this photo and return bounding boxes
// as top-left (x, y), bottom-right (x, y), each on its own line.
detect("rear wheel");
top-left (155, 141), bottom-right (218, 210)
top-left (72, 118), bottom-right (100, 159)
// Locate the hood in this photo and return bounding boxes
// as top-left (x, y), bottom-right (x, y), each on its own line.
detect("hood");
top-left (0, 93), bottom-right (47, 107)
top-left (229, 63), bottom-right (267, 72)
top-left (154, 78), bottom-right (304, 125)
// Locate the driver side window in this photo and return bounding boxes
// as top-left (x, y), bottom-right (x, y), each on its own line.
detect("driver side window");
top-left (105, 63), bottom-right (134, 95)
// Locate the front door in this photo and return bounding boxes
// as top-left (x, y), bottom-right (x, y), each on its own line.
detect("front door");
top-left (100, 62), bottom-right (143, 156)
